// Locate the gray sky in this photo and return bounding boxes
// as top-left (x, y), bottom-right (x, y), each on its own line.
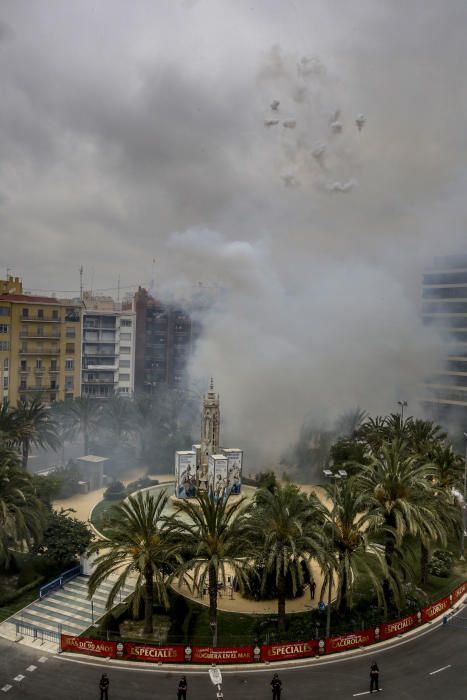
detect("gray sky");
top-left (1, 1), bottom-right (466, 463)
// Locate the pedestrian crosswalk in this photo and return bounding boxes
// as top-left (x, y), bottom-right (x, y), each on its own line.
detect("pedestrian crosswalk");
top-left (6, 575), bottom-right (134, 638)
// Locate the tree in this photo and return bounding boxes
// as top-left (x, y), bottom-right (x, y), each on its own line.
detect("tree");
top-left (171, 490), bottom-right (253, 645)
top-left (63, 397), bottom-right (102, 454)
top-left (99, 395), bottom-right (136, 443)
top-left (33, 508), bottom-right (92, 567)
top-left (12, 397), bottom-right (61, 470)
top-left (0, 461), bottom-right (46, 565)
top-left (87, 490), bottom-right (179, 635)
top-left (250, 483), bottom-right (328, 631)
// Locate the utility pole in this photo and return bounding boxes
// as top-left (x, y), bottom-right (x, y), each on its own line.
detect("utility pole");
top-left (397, 400), bottom-right (408, 421)
top-left (79, 265), bottom-right (83, 301)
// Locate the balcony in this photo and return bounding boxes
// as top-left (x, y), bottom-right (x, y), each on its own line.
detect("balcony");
top-left (85, 364), bottom-right (118, 371)
top-left (20, 349), bottom-right (60, 355)
top-left (23, 385), bottom-right (59, 392)
top-left (21, 316), bottom-right (60, 323)
top-left (82, 379), bottom-right (116, 385)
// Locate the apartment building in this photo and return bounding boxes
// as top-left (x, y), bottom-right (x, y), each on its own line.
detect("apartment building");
top-left (421, 255), bottom-right (467, 426)
top-left (0, 277), bottom-right (81, 405)
top-left (81, 293), bottom-right (135, 398)
top-left (133, 287), bottom-right (192, 394)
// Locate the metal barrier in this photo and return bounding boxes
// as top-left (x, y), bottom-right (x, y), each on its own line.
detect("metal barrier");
top-left (39, 565), bottom-right (82, 599)
top-left (15, 621), bottom-right (62, 645)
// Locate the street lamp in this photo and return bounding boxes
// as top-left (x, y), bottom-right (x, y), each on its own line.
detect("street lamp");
top-left (397, 401), bottom-right (408, 421)
top-left (323, 468), bottom-right (347, 638)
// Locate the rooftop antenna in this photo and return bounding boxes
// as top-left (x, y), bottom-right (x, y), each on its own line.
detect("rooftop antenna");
top-left (117, 275), bottom-right (120, 303)
top-left (79, 265), bottom-right (83, 301)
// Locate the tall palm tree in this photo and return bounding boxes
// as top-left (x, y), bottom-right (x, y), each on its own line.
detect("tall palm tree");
top-left (87, 490), bottom-right (179, 635)
top-left (13, 398), bottom-right (60, 470)
top-left (171, 490), bottom-right (253, 645)
top-left (356, 440), bottom-right (438, 604)
top-left (250, 483), bottom-right (328, 631)
top-left (100, 395), bottom-right (136, 443)
top-left (324, 477), bottom-right (388, 613)
top-left (64, 397), bottom-right (102, 454)
top-left (0, 460), bottom-right (45, 564)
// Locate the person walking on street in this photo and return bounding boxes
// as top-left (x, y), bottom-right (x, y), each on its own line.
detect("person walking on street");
top-left (99, 673), bottom-right (109, 700)
top-left (271, 673), bottom-right (282, 700)
top-left (177, 675), bottom-right (188, 700)
top-left (310, 580), bottom-right (316, 600)
top-left (370, 661), bottom-right (380, 693)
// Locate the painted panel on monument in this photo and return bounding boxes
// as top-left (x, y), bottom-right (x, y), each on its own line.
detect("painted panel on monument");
top-left (210, 455), bottom-right (228, 500)
top-left (223, 449), bottom-right (243, 495)
top-left (175, 451), bottom-right (197, 498)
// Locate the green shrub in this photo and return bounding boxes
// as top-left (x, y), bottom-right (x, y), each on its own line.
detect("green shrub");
top-left (0, 577), bottom-right (44, 606)
top-left (104, 480), bottom-right (126, 500)
top-left (428, 549), bottom-right (454, 578)
top-left (126, 477), bottom-right (159, 494)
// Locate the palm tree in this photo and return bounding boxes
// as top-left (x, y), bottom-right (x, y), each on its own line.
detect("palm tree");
top-left (100, 395), bottom-right (136, 443)
top-left (324, 477), bottom-right (388, 613)
top-left (64, 397), bottom-right (102, 454)
top-left (13, 398), bottom-right (61, 470)
top-left (87, 490), bottom-right (179, 635)
top-left (0, 460), bottom-right (45, 564)
top-left (251, 483), bottom-right (328, 631)
top-left (171, 490), bottom-right (253, 645)
top-left (356, 440), bottom-right (438, 604)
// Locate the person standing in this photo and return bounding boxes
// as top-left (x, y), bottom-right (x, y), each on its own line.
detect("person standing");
top-left (310, 580), bottom-right (316, 600)
top-left (370, 661), bottom-right (380, 693)
top-left (99, 673), bottom-right (109, 700)
top-left (177, 675), bottom-right (188, 700)
top-left (271, 673), bottom-right (282, 700)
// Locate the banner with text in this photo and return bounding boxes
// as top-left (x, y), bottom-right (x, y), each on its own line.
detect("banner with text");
top-left (190, 646), bottom-right (254, 664)
top-left (122, 642), bottom-right (184, 663)
top-left (452, 581), bottom-right (467, 605)
top-left (421, 596), bottom-right (450, 623)
top-left (61, 635), bottom-right (117, 658)
top-left (325, 629), bottom-right (375, 654)
top-left (261, 640), bottom-right (319, 662)
top-left (379, 613), bottom-right (419, 640)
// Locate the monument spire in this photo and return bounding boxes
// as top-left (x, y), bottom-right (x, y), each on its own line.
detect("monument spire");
top-left (200, 377), bottom-right (220, 469)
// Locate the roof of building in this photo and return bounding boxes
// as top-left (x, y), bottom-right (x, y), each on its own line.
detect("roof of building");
top-left (77, 455), bottom-right (109, 464)
top-left (0, 293), bottom-right (62, 304)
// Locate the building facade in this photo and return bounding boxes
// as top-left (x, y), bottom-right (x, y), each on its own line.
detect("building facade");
top-left (0, 277), bottom-right (81, 405)
top-left (421, 255), bottom-right (467, 425)
top-left (133, 287), bottom-right (192, 394)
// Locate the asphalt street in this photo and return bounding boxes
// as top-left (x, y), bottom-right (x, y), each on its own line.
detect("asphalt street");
top-left (0, 621), bottom-right (466, 700)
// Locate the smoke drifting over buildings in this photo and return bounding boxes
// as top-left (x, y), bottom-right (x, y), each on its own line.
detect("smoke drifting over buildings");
top-left (2, 1), bottom-right (467, 465)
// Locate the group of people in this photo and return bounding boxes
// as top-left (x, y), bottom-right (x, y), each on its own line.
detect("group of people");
top-left (98, 663), bottom-right (380, 698)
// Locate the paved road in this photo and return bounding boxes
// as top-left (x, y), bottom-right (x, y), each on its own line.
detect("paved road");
top-left (0, 622), bottom-right (466, 699)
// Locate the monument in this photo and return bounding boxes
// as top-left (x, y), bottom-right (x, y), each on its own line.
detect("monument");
top-left (175, 379), bottom-right (243, 499)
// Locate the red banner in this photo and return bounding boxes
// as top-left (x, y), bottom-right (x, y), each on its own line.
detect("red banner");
top-left (379, 613), bottom-right (419, 640)
top-left (61, 635), bottom-right (117, 658)
top-left (325, 629), bottom-right (375, 654)
top-left (421, 596), bottom-right (450, 623)
top-left (261, 640), bottom-right (319, 662)
top-left (122, 642), bottom-right (184, 662)
top-left (452, 581), bottom-right (467, 604)
top-left (190, 646), bottom-right (253, 664)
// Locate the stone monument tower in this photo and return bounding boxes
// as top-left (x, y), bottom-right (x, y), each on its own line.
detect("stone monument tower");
top-left (200, 377), bottom-right (220, 469)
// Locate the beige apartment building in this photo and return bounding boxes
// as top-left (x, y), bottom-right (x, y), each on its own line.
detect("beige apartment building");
top-left (0, 277), bottom-right (82, 405)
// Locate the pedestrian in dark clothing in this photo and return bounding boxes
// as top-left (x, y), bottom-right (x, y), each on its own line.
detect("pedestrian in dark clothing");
top-left (177, 676), bottom-right (188, 700)
top-left (99, 673), bottom-right (109, 700)
top-left (370, 661), bottom-right (380, 693)
top-left (310, 580), bottom-right (316, 600)
top-left (271, 673), bottom-right (282, 700)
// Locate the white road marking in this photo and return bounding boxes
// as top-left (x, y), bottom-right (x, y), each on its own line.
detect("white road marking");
top-left (38, 657), bottom-right (48, 663)
top-left (26, 665), bottom-right (37, 672)
top-left (1, 686), bottom-right (12, 693)
top-left (353, 691), bottom-right (383, 697)
top-left (429, 664), bottom-right (451, 675)
top-left (13, 675), bottom-right (24, 682)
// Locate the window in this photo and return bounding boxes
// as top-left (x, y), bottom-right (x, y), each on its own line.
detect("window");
top-left (65, 359), bottom-right (74, 370)
top-left (20, 380), bottom-right (26, 390)
top-left (66, 343), bottom-right (75, 353)
top-left (3, 358), bottom-right (8, 370)
top-left (50, 359), bottom-right (57, 371)
top-left (36, 359), bottom-right (42, 370)
top-left (20, 360), bottom-right (27, 371)
top-left (20, 342), bottom-right (27, 353)
top-left (0, 324), bottom-right (8, 333)
top-left (65, 392), bottom-right (74, 400)
top-left (52, 310), bottom-right (59, 320)
top-left (0, 307), bottom-right (9, 316)
top-left (119, 360), bottom-right (131, 368)
top-left (50, 393), bottom-right (56, 402)
top-left (22, 308), bottom-right (29, 318)
top-left (50, 380), bottom-right (57, 390)
top-left (66, 327), bottom-right (76, 338)
top-left (3, 377), bottom-right (8, 389)
top-left (65, 377), bottom-right (74, 391)
top-left (36, 342), bottom-right (43, 352)
top-left (119, 373), bottom-right (130, 381)
top-left (121, 319), bottom-right (132, 327)
top-left (120, 346), bottom-right (131, 354)
top-left (0, 341), bottom-right (9, 351)
top-left (35, 377), bottom-right (42, 388)
top-left (37, 326), bottom-right (44, 336)
top-left (120, 332), bottom-right (131, 341)
top-left (37, 309), bottom-right (44, 319)
top-left (20, 395), bottom-right (26, 403)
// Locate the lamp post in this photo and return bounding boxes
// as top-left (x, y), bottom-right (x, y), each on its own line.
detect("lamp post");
top-left (397, 400), bottom-right (408, 421)
top-left (461, 433), bottom-right (467, 561)
top-left (323, 468), bottom-right (347, 638)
